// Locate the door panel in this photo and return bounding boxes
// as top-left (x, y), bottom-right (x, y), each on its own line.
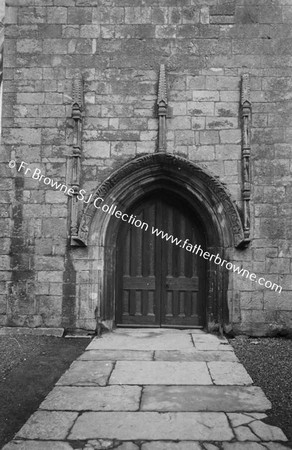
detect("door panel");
top-left (116, 193), bottom-right (206, 327)
top-left (161, 198), bottom-right (204, 326)
top-left (118, 200), bottom-right (159, 325)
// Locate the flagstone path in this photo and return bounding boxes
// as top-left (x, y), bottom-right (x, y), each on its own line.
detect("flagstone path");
top-left (3, 328), bottom-right (291, 450)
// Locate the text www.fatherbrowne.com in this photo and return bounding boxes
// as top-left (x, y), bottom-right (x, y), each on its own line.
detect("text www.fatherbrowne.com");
top-left (9, 159), bottom-right (282, 294)
top-left (151, 227), bottom-right (282, 294)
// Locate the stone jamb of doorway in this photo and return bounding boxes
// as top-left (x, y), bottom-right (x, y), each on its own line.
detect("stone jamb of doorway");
top-left (71, 153), bottom-right (248, 332)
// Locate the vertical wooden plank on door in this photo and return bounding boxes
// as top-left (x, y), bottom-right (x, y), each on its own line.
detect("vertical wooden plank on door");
top-left (129, 223), bottom-right (137, 316)
top-left (160, 195), bottom-right (205, 327)
top-left (155, 198), bottom-right (163, 325)
top-left (121, 223), bottom-right (131, 318)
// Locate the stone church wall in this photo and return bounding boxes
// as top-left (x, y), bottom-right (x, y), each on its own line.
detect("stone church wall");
top-left (1, 0), bottom-right (292, 335)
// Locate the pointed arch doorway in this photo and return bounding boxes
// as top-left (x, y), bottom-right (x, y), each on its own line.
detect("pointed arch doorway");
top-left (77, 153), bottom-right (246, 333)
top-left (116, 190), bottom-right (206, 328)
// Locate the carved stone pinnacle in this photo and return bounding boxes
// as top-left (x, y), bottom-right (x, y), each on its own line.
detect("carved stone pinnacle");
top-left (157, 64), bottom-right (167, 106)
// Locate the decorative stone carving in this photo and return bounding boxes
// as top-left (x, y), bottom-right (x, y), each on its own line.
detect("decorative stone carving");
top-left (74, 153), bottom-right (246, 248)
top-left (157, 64), bottom-right (172, 152)
top-left (241, 73), bottom-right (251, 243)
top-left (70, 76), bottom-right (84, 246)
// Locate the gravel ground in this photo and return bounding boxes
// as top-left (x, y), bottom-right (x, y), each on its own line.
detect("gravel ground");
top-left (230, 336), bottom-right (292, 443)
top-left (0, 335), bottom-right (88, 448)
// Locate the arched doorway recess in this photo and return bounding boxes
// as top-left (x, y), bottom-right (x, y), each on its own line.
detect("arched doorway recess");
top-left (116, 190), bottom-right (207, 328)
top-left (76, 153), bottom-right (245, 332)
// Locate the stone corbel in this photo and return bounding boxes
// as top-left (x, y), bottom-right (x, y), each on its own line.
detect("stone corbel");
top-left (157, 64), bottom-right (172, 152)
top-left (70, 76), bottom-right (84, 246)
top-left (241, 73), bottom-right (251, 244)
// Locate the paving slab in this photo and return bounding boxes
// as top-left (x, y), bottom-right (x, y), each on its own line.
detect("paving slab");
top-left (114, 443), bottom-right (139, 450)
top-left (79, 350), bottom-right (154, 361)
top-left (265, 443), bottom-right (292, 449)
top-left (141, 385), bottom-right (271, 412)
top-left (249, 420), bottom-right (288, 441)
top-left (40, 385), bottom-right (141, 411)
top-left (227, 413), bottom-right (267, 427)
top-left (2, 442), bottom-right (74, 450)
top-left (154, 349), bottom-right (238, 361)
top-left (192, 333), bottom-right (228, 342)
top-left (223, 444), bottom-right (269, 450)
top-left (68, 412), bottom-right (234, 440)
top-left (141, 442), bottom-right (202, 449)
top-left (15, 411), bottom-right (78, 440)
top-left (208, 362), bottom-right (253, 385)
top-left (191, 334), bottom-right (233, 350)
top-left (223, 444), bottom-right (291, 450)
top-left (87, 329), bottom-right (193, 351)
top-left (109, 361), bottom-right (212, 385)
top-left (56, 360), bottom-right (113, 386)
top-left (194, 342), bottom-right (234, 351)
top-left (234, 425), bottom-right (261, 441)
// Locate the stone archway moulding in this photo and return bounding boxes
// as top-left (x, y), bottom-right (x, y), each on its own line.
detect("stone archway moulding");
top-left (74, 153), bottom-right (247, 249)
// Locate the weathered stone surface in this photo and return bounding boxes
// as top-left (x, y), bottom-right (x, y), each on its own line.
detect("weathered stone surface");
top-left (16, 411), bottom-right (78, 440)
top-left (265, 443), bottom-right (292, 449)
top-left (40, 385), bottom-right (141, 411)
top-left (223, 444), bottom-right (273, 450)
top-left (141, 386), bottom-right (271, 412)
top-left (109, 361), bottom-right (212, 385)
top-left (192, 334), bottom-right (233, 351)
top-left (87, 329), bottom-right (193, 351)
top-left (234, 425), bottom-right (260, 441)
top-left (83, 440), bottom-right (114, 449)
top-left (56, 361), bottom-right (113, 386)
top-left (204, 445), bottom-right (220, 450)
top-left (194, 342), bottom-right (234, 351)
top-left (249, 420), bottom-right (288, 442)
top-left (154, 349), bottom-right (238, 362)
top-left (227, 413), bottom-right (267, 427)
top-left (116, 443), bottom-right (139, 450)
top-left (141, 442), bottom-right (202, 450)
top-left (208, 362), bottom-right (253, 385)
top-left (79, 350), bottom-right (153, 361)
top-left (69, 412), bottom-right (234, 440)
top-left (0, 327), bottom-right (64, 336)
top-left (192, 334), bottom-right (228, 342)
top-left (192, 336), bottom-right (232, 350)
top-left (2, 442), bottom-right (73, 450)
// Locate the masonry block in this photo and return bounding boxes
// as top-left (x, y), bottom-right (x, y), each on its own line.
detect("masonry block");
top-left (189, 145), bottom-right (215, 162)
top-left (34, 256), bottom-right (65, 271)
top-left (84, 141), bottom-right (110, 158)
top-left (215, 144), bottom-right (241, 160)
top-left (3, 128), bottom-right (41, 145)
top-left (175, 130), bottom-right (194, 146)
top-left (187, 101), bottom-right (214, 116)
top-left (219, 129), bottom-right (241, 144)
top-left (68, 7), bottom-right (93, 24)
top-left (169, 117), bottom-right (191, 130)
top-left (93, 7), bottom-right (125, 24)
top-left (47, 7), bottom-right (68, 24)
top-left (199, 130), bottom-right (220, 145)
top-left (193, 90), bottom-right (219, 101)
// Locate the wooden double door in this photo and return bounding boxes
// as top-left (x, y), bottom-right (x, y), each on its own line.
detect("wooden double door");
top-left (116, 192), bottom-right (206, 327)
